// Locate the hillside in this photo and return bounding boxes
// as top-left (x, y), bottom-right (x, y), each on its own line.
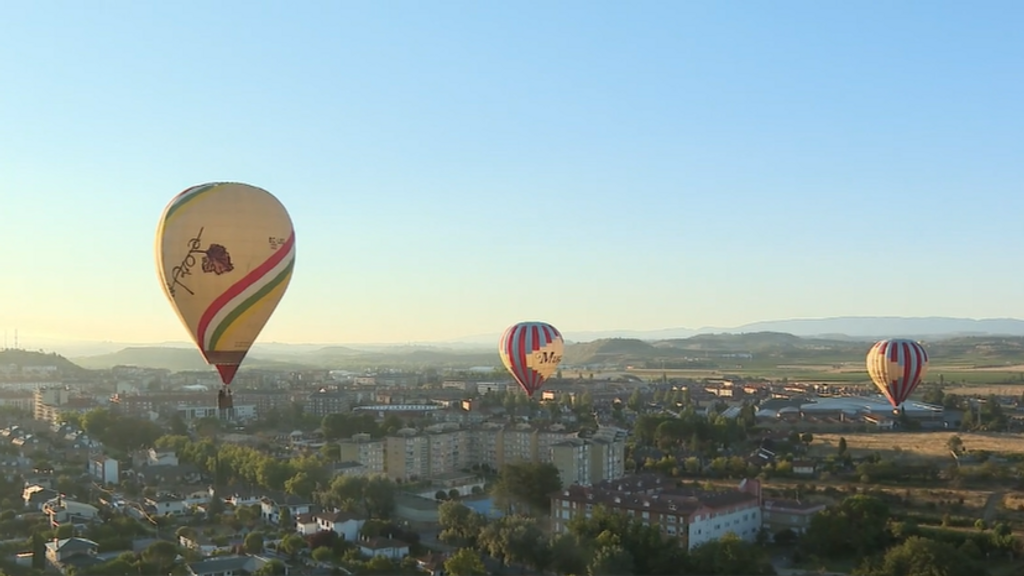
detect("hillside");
top-left (562, 333), bottom-right (1024, 368)
top-left (69, 333), bottom-right (1024, 373)
top-left (0, 349), bottom-right (89, 376)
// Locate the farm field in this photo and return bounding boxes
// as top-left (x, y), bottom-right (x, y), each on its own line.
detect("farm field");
top-left (566, 362), bottom-right (1024, 387)
top-left (809, 431), bottom-right (1024, 460)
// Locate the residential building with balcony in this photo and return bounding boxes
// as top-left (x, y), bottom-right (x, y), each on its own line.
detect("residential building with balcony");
top-left (338, 434), bottom-right (386, 475)
top-left (549, 475), bottom-right (763, 551)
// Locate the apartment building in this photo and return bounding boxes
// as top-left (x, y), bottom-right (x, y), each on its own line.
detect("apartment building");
top-left (338, 433), bottom-right (385, 475)
top-left (550, 475), bottom-right (763, 551)
top-left (495, 423), bottom-right (577, 468)
top-left (551, 429), bottom-right (626, 486)
top-left (0, 391), bottom-right (35, 412)
top-left (385, 429), bottom-right (431, 481)
top-left (112, 392), bottom-right (210, 418)
top-left (305, 391), bottom-right (351, 418)
top-left (231, 390), bottom-right (294, 417)
top-left (34, 388), bottom-right (69, 422)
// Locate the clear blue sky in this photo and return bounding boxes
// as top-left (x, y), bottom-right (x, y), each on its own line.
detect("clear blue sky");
top-left (1, 1), bottom-right (1022, 345)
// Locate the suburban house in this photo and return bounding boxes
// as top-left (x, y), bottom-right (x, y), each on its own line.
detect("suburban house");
top-left (260, 493), bottom-right (312, 524)
top-left (44, 498), bottom-right (100, 527)
top-left (313, 511), bottom-right (365, 541)
top-left (218, 487), bottom-right (262, 507)
top-left (145, 494), bottom-right (188, 516)
top-left (295, 512), bottom-right (319, 536)
top-left (45, 537), bottom-right (100, 574)
top-left (185, 554), bottom-right (284, 576)
top-left (357, 537), bottom-right (409, 560)
top-left (23, 485), bottom-right (58, 510)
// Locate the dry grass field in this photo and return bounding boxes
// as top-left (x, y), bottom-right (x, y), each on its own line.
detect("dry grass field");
top-left (809, 432), bottom-right (1024, 460)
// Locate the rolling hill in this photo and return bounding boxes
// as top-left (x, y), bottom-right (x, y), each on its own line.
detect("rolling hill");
top-left (0, 349), bottom-right (90, 376)
top-left (66, 332), bottom-right (1024, 373)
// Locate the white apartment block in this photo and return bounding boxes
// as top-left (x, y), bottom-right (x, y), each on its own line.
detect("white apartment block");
top-left (550, 475), bottom-right (764, 551)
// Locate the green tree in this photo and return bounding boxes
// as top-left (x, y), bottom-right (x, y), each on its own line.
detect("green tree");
top-left (588, 544), bottom-right (634, 576)
top-left (142, 540), bottom-right (179, 573)
top-left (838, 436), bottom-right (848, 456)
top-left (244, 532), bottom-right (264, 554)
top-left (32, 532), bottom-right (45, 570)
top-left (493, 462), bottom-right (562, 513)
top-left (253, 559), bottom-right (287, 576)
top-left (854, 536), bottom-right (983, 576)
top-left (689, 532), bottom-right (775, 575)
top-left (444, 548), bottom-right (487, 576)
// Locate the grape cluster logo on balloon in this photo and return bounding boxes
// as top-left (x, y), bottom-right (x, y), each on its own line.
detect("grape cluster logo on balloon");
top-left (166, 226), bottom-right (236, 297)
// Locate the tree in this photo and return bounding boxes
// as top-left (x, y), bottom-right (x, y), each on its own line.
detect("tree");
top-left (142, 540), bottom-right (179, 573)
top-left (689, 532), bottom-right (775, 575)
top-left (280, 534), bottom-right (306, 559)
top-left (588, 544), bottom-right (634, 575)
top-left (444, 548), bottom-right (487, 576)
top-left (32, 532), bottom-right (45, 570)
top-left (245, 532), bottom-right (264, 554)
top-left (854, 536), bottom-right (983, 576)
top-left (438, 501), bottom-right (487, 547)
top-left (278, 506), bottom-right (292, 530)
top-left (627, 390), bottom-right (643, 412)
top-left (800, 432), bottom-right (814, 446)
top-left (802, 495), bottom-right (891, 557)
top-left (493, 462), bottom-right (562, 513)
top-left (311, 546), bottom-right (333, 562)
top-left (478, 515), bottom-right (550, 570)
top-left (838, 437), bottom-right (848, 456)
top-left (253, 559), bottom-right (287, 576)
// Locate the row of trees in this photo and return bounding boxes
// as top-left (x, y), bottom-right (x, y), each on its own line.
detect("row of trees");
top-left (437, 500), bottom-right (775, 575)
top-left (800, 494), bottom-right (1011, 575)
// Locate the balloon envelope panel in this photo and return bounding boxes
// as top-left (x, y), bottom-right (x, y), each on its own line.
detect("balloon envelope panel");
top-left (866, 338), bottom-right (929, 407)
top-left (155, 182), bottom-right (296, 380)
top-left (499, 321), bottom-right (564, 397)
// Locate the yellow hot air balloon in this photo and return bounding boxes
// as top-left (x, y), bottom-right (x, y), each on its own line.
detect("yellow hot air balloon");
top-left (156, 182), bottom-right (296, 404)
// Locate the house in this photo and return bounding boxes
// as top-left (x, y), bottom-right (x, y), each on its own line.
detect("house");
top-left (132, 464), bottom-right (202, 486)
top-left (260, 493), bottom-right (312, 524)
top-left (89, 456), bottom-right (119, 485)
top-left (179, 534), bottom-right (245, 557)
top-left (219, 486), bottom-right (262, 507)
top-left (24, 485), bottom-right (58, 510)
top-left (44, 497), bottom-right (100, 526)
top-left (416, 552), bottom-right (448, 576)
top-left (45, 537), bottom-right (101, 574)
top-left (762, 498), bottom-right (827, 536)
top-left (185, 554), bottom-right (284, 576)
top-left (357, 537), bottom-right (409, 560)
top-left (145, 494), bottom-right (188, 516)
top-left (313, 511), bottom-right (365, 541)
top-left (295, 512), bottom-right (319, 535)
top-left (792, 460), bottom-right (816, 476)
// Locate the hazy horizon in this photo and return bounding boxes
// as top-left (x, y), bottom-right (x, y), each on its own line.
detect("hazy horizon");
top-left (2, 2), bottom-right (1022, 345)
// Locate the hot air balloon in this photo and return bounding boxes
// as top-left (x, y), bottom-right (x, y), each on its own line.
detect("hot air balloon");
top-left (156, 182), bottom-right (296, 410)
top-left (866, 338), bottom-right (929, 410)
top-left (499, 321), bottom-right (564, 397)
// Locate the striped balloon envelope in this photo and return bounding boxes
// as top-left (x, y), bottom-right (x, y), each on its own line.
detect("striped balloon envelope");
top-left (155, 182), bottom-right (296, 386)
top-left (498, 321), bottom-right (564, 397)
top-left (865, 338), bottom-right (929, 408)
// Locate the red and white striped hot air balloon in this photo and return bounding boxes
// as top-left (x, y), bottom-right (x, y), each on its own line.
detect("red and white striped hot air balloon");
top-left (498, 321), bottom-right (564, 398)
top-left (866, 338), bottom-right (929, 408)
